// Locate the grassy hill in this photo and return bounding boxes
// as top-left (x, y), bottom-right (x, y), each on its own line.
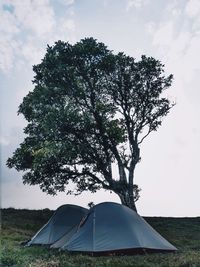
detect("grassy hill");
top-left (1, 208), bottom-right (200, 267)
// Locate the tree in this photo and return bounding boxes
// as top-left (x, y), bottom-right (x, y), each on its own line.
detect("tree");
top-left (7, 38), bottom-right (174, 211)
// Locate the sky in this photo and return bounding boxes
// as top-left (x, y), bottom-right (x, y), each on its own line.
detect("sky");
top-left (1, 0), bottom-right (200, 217)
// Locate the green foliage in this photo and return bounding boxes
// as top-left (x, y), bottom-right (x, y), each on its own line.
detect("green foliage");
top-left (7, 38), bottom-right (174, 209)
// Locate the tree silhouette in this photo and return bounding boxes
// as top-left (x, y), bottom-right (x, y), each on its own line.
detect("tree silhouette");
top-left (7, 38), bottom-right (174, 211)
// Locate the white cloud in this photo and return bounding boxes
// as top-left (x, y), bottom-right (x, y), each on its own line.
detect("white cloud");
top-left (152, 21), bottom-right (174, 47)
top-left (0, 136), bottom-right (10, 146)
top-left (0, 8), bottom-right (19, 35)
top-left (126, 0), bottom-right (148, 10)
top-left (0, 0), bottom-right (55, 72)
top-left (57, 0), bottom-right (74, 6)
top-left (147, 1), bottom-right (200, 90)
top-left (63, 19), bottom-right (75, 31)
top-left (21, 37), bottom-right (46, 66)
top-left (184, 0), bottom-right (200, 33)
top-left (0, 4), bottom-right (20, 72)
top-left (185, 0), bottom-right (200, 18)
top-left (1, 0), bottom-right (55, 36)
top-left (0, 38), bottom-right (15, 72)
top-left (166, 0), bottom-right (184, 17)
top-left (0, 0), bottom-right (75, 73)
top-left (180, 35), bottom-right (200, 83)
top-left (13, 0), bottom-right (55, 37)
top-left (44, 17), bottom-right (76, 48)
top-left (146, 22), bottom-right (155, 35)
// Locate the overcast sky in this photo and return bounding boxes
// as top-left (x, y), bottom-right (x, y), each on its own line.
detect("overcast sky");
top-left (1, 0), bottom-right (200, 217)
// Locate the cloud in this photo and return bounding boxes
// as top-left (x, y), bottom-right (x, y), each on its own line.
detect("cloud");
top-left (152, 21), bottom-right (174, 47)
top-left (1, 0), bottom-right (56, 37)
top-left (0, 37), bottom-right (20, 72)
top-left (0, 136), bottom-right (10, 146)
top-left (62, 19), bottom-right (75, 31)
top-left (57, 0), bottom-right (74, 6)
top-left (0, 0), bottom-right (75, 73)
top-left (21, 37), bottom-right (46, 67)
top-left (146, 1), bottom-right (200, 91)
top-left (0, 0), bottom-right (55, 72)
top-left (126, 0), bottom-right (148, 10)
top-left (185, 0), bottom-right (200, 18)
top-left (0, 3), bottom-right (20, 72)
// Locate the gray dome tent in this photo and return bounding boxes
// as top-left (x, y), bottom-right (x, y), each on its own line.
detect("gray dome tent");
top-left (61, 202), bottom-right (177, 255)
top-left (27, 204), bottom-right (88, 246)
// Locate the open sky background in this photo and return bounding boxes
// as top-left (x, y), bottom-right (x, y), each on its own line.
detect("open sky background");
top-left (1, 0), bottom-right (200, 217)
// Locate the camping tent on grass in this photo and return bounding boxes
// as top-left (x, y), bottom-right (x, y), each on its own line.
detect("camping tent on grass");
top-left (27, 204), bottom-right (88, 246)
top-left (61, 202), bottom-right (177, 255)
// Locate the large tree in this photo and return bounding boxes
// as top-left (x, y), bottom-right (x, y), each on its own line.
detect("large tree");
top-left (7, 38), bottom-right (174, 211)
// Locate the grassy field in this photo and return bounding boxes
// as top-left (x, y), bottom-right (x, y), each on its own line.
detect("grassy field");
top-left (1, 208), bottom-right (200, 267)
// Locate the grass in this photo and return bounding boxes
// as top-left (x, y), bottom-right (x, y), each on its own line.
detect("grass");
top-left (1, 208), bottom-right (200, 267)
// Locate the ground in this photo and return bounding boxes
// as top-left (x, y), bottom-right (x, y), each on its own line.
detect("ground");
top-left (1, 208), bottom-right (200, 267)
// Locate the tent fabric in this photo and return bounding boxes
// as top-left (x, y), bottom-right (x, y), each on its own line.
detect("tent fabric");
top-left (61, 202), bottom-right (177, 254)
top-left (27, 204), bottom-right (88, 246)
top-left (50, 224), bottom-right (80, 249)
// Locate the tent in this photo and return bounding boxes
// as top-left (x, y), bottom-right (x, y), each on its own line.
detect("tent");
top-left (27, 204), bottom-right (88, 246)
top-left (61, 202), bottom-right (177, 255)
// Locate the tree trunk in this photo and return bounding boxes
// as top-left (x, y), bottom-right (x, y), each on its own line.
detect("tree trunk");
top-left (118, 189), bottom-right (137, 212)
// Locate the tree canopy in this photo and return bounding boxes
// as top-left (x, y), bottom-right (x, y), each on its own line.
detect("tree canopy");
top-left (7, 38), bottom-right (174, 211)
